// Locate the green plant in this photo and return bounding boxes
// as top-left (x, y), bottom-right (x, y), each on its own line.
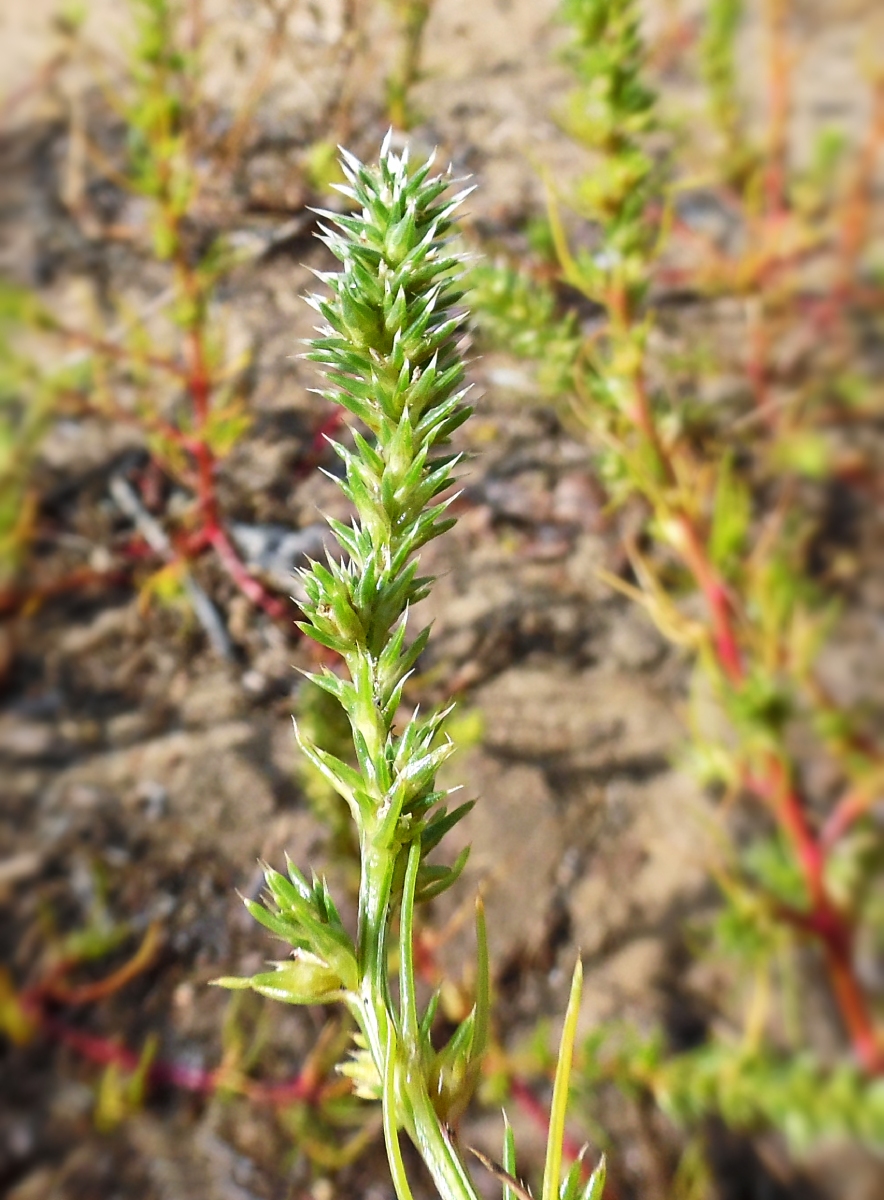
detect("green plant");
top-left (557, 0), bottom-right (660, 315)
top-left (578, 1029), bottom-right (884, 1156)
top-left (698, 0), bottom-right (755, 185)
top-left (469, 0), bottom-right (884, 1180)
top-left (0, 286), bottom-right (56, 587)
top-left (215, 137), bottom-right (605, 1200)
top-left (93, 0), bottom-right (286, 618)
top-left (2, 0), bottom-right (291, 626)
top-left (384, 0), bottom-right (434, 130)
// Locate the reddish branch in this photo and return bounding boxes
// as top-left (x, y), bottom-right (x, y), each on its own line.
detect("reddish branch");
top-left (13, 929), bottom-right (336, 1111)
top-left (673, 510), bottom-right (883, 1074)
top-left (674, 515), bottom-right (743, 684)
top-left (613, 62), bottom-right (884, 1067)
top-left (28, 1005), bottom-right (334, 1108)
top-left (178, 321), bottom-right (289, 621)
top-left (609, 267), bottom-right (881, 1070)
top-left (208, 524), bottom-right (289, 621)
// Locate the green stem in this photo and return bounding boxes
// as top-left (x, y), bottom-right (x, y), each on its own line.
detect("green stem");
top-left (355, 840), bottom-right (483, 1200)
top-left (356, 842), bottom-right (394, 1065)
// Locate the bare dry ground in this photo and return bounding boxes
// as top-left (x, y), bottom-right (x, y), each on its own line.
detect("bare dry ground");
top-left (2, 3), bottom-right (884, 1199)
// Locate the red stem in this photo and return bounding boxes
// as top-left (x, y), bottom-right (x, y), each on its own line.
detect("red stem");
top-left (208, 525), bottom-right (289, 622)
top-left (674, 515), bottom-right (743, 684)
top-left (610, 261), bottom-right (882, 1069)
top-left (181, 297), bottom-right (288, 622)
top-left (601, 0), bottom-right (881, 1075)
top-left (185, 325), bottom-right (220, 533)
top-left (747, 760), bottom-right (826, 909)
top-left (771, 892), bottom-right (882, 1073)
top-left (629, 426), bottom-right (880, 1069)
top-left (677, 529), bottom-right (883, 1073)
top-left (33, 1008), bottom-right (326, 1106)
top-left (821, 783), bottom-right (880, 851)
top-left (15, 924), bottom-right (330, 1109)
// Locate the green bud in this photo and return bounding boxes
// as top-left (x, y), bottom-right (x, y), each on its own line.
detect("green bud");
top-left (212, 950), bottom-right (346, 1005)
top-left (384, 206), bottom-right (418, 265)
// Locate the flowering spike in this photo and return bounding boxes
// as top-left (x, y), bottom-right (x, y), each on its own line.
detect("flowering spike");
top-left (229, 142), bottom-right (525, 1200)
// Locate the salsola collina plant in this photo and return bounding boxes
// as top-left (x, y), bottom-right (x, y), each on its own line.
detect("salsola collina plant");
top-left (216, 137), bottom-right (605, 1200)
top-left (0, 0), bottom-right (298, 628)
top-left (699, 0), bottom-right (753, 185)
top-left (468, 0), bottom-right (884, 1178)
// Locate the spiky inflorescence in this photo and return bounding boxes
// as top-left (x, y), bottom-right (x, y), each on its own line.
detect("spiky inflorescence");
top-left (297, 134), bottom-right (476, 870)
top-left (217, 139), bottom-right (489, 1200)
top-left (217, 138), bottom-right (605, 1200)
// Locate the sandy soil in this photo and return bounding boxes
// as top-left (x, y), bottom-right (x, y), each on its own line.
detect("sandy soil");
top-left (2, 2), bottom-right (884, 1199)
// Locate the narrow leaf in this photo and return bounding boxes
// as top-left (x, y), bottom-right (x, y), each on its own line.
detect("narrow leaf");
top-left (542, 959), bottom-right (584, 1200)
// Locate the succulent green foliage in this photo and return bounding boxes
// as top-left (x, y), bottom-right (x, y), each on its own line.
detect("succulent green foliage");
top-left (126, 0), bottom-right (194, 254)
top-left (579, 1024), bottom-right (884, 1154)
top-left (0, 285), bottom-right (82, 585)
top-left (467, 262), bottom-right (581, 400)
top-left (468, 2), bottom-right (665, 486)
top-left (534, 0), bottom-right (667, 498)
top-left (660, 1047), bottom-right (884, 1152)
top-left (217, 140), bottom-right (479, 1200)
top-left (699, 0), bottom-right (756, 183)
top-left (560, 0), bottom-right (655, 148)
top-left (235, 133), bottom-right (478, 970)
top-left (558, 0), bottom-right (660, 300)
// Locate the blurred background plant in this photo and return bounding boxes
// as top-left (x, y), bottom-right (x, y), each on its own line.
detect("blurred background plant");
top-left (383, 0), bottom-right (434, 130)
top-left (0, 0), bottom-right (299, 639)
top-left (0, 0), bottom-right (441, 632)
top-left (0, 284), bottom-right (59, 590)
top-left (469, 0), bottom-right (884, 1184)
